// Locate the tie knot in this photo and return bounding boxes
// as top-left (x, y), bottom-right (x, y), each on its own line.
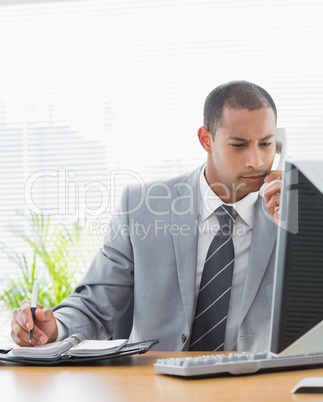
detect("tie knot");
top-left (215, 205), bottom-right (237, 235)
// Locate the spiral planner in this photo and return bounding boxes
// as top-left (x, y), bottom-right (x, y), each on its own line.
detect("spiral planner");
top-left (0, 334), bottom-right (159, 365)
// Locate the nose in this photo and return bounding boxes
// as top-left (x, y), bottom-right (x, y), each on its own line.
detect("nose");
top-left (245, 147), bottom-right (264, 170)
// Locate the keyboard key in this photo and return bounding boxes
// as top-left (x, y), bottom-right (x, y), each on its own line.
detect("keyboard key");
top-left (154, 352), bottom-right (323, 377)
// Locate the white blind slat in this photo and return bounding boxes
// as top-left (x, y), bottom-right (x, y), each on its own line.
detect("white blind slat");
top-left (1, 0), bottom-right (323, 346)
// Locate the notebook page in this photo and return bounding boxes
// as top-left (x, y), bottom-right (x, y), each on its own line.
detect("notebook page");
top-left (68, 339), bottom-right (128, 356)
top-left (8, 333), bottom-right (85, 359)
top-left (9, 341), bottom-right (63, 358)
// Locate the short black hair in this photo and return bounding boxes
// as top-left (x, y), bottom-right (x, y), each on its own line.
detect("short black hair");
top-left (204, 80), bottom-right (277, 136)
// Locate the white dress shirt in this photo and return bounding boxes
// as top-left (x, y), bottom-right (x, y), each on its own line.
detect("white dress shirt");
top-left (196, 167), bottom-right (258, 350)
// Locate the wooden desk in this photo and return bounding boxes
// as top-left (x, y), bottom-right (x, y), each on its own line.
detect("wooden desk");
top-left (1, 351), bottom-right (323, 402)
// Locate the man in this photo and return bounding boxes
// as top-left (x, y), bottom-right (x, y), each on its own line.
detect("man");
top-left (11, 80), bottom-right (282, 351)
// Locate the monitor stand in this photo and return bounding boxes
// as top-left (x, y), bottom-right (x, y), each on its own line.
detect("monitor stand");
top-left (276, 321), bottom-right (323, 357)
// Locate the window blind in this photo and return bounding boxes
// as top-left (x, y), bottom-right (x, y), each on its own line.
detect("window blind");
top-left (1, 0), bottom-right (323, 345)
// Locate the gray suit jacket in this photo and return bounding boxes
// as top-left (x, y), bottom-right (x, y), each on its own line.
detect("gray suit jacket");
top-left (53, 166), bottom-right (277, 351)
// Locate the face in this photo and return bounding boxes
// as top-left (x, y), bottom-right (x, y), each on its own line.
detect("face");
top-left (198, 107), bottom-right (277, 203)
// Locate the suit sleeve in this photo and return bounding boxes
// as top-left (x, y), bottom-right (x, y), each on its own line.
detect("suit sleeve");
top-left (53, 186), bottom-right (134, 340)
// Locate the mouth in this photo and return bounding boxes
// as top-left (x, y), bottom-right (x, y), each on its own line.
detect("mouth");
top-left (241, 174), bottom-right (266, 185)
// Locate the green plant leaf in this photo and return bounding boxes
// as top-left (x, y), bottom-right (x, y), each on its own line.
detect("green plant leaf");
top-left (0, 213), bottom-right (103, 311)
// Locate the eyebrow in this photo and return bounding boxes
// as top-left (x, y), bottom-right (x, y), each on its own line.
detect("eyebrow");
top-left (228, 134), bottom-right (275, 142)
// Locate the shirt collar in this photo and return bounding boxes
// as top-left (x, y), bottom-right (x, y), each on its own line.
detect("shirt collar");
top-left (199, 165), bottom-right (258, 228)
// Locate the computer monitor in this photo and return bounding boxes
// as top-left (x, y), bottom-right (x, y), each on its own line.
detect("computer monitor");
top-left (269, 160), bottom-right (323, 356)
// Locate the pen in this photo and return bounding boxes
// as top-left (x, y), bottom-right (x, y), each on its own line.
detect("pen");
top-left (29, 281), bottom-right (39, 342)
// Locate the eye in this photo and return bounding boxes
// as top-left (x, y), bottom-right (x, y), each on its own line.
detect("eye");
top-left (230, 143), bottom-right (246, 148)
top-left (261, 142), bottom-right (273, 147)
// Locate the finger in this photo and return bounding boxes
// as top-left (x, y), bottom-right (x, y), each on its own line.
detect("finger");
top-left (264, 169), bottom-right (283, 183)
top-left (26, 308), bottom-right (51, 344)
top-left (28, 325), bottom-right (48, 345)
top-left (11, 314), bottom-right (47, 346)
top-left (11, 319), bottom-right (38, 346)
top-left (12, 305), bottom-right (30, 339)
top-left (19, 299), bottom-right (33, 330)
top-left (35, 306), bottom-right (52, 321)
top-left (18, 300), bottom-right (45, 330)
top-left (266, 194), bottom-right (280, 216)
top-left (264, 181), bottom-right (282, 203)
top-left (34, 307), bottom-right (58, 343)
top-left (14, 303), bottom-right (48, 344)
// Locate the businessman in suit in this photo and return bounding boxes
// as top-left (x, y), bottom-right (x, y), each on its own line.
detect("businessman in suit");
top-left (11, 80), bottom-right (282, 351)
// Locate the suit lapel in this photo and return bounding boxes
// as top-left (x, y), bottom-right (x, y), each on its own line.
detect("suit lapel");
top-left (171, 169), bottom-right (277, 332)
top-left (239, 196), bottom-right (277, 325)
top-left (171, 167), bottom-right (201, 329)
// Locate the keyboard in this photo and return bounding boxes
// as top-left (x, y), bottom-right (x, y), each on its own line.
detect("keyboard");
top-left (154, 351), bottom-right (323, 377)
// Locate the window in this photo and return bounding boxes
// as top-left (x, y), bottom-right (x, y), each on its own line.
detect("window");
top-left (1, 0), bottom-right (323, 345)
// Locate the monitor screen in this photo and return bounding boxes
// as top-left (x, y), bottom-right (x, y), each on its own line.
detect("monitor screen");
top-left (269, 160), bottom-right (323, 355)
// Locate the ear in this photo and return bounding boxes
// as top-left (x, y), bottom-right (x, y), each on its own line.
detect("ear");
top-left (198, 126), bottom-right (213, 153)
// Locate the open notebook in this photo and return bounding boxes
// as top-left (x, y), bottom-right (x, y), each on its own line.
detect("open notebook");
top-left (0, 334), bottom-right (159, 365)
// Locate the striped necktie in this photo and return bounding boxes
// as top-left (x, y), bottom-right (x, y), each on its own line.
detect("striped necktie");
top-left (189, 205), bottom-right (237, 351)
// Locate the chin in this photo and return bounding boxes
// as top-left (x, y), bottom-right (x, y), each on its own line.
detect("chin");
top-left (235, 185), bottom-right (261, 200)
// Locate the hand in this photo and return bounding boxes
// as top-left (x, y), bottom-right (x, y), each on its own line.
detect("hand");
top-left (263, 170), bottom-right (283, 226)
top-left (11, 300), bottom-right (58, 347)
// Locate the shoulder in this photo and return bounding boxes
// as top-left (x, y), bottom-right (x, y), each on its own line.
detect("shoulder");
top-left (117, 166), bottom-right (203, 215)
top-left (126, 165), bottom-right (203, 197)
